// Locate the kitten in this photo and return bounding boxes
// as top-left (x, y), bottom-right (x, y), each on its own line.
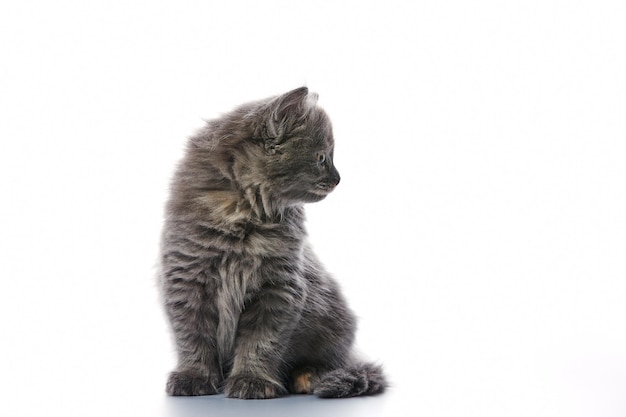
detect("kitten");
top-left (159, 87), bottom-right (386, 399)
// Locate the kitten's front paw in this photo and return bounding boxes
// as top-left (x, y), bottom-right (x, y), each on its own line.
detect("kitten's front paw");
top-left (166, 371), bottom-right (219, 396)
top-left (225, 375), bottom-right (286, 399)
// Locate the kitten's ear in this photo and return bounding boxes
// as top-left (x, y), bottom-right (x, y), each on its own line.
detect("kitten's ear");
top-left (272, 86), bottom-right (315, 122)
top-left (262, 87), bottom-right (318, 140)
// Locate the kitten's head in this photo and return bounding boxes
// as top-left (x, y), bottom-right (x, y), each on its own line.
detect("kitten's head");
top-left (253, 87), bottom-right (340, 205)
top-left (188, 87), bottom-right (341, 218)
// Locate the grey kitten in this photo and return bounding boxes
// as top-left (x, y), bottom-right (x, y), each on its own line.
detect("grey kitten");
top-left (159, 87), bottom-right (386, 399)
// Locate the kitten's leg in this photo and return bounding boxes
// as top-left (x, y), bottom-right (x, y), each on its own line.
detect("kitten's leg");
top-left (289, 319), bottom-right (387, 398)
top-left (287, 254), bottom-right (387, 397)
top-left (163, 276), bottom-right (222, 396)
top-left (286, 305), bottom-right (354, 395)
top-left (224, 278), bottom-right (305, 399)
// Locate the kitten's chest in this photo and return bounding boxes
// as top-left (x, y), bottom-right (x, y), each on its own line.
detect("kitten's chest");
top-left (239, 223), bottom-right (304, 258)
top-left (231, 207), bottom-right (306, 257)
top-left (215, 222), bottom-right (305, 300)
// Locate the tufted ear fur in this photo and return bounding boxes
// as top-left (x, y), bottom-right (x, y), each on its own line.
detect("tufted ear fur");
top-left (264, 87), bottom-right (317, 140)
top-left (273, 87), bottom-right (311, 121)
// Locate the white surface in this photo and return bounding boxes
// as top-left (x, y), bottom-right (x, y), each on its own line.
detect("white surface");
top-left (1, 1), bottom-right (625, 416)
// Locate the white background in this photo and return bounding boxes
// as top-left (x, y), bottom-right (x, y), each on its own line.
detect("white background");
top-left (1, 1), bottom-right (625, 416)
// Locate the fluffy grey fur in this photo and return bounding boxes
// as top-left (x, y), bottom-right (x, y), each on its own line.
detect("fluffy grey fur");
top-left (159, 87), bottom-right (386, 399)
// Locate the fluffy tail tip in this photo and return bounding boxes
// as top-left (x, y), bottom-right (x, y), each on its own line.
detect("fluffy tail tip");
top-left (313, 363), bottom-right (387, 398)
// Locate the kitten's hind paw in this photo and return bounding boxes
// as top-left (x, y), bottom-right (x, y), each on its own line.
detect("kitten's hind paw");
top-left (166, 371), bottom-right (219, 396)
top-left (289, 367), bottom-right (320, 394)
top-left (225, 375), bottom-right (286, 399)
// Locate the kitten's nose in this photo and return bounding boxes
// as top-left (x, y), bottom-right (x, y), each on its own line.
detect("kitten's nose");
top-left (330, 167), bottom-right (341, 187)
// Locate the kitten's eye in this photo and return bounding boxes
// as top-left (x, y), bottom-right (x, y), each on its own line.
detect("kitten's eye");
top-left (317, 153), bottom-right (326, 165)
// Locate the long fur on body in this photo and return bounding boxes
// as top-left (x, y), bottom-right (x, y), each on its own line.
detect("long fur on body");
top-left (159, 87), bottom-right (386, 399)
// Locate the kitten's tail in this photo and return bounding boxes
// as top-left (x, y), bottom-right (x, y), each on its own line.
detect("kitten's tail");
top-left (312, 362), bottom-right (387, 398)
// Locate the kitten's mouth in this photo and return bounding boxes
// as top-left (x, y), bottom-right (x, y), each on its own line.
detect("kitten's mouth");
top-left (311, 183), bottom-right (337, 196)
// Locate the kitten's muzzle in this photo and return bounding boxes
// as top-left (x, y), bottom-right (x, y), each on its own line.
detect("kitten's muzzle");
top-left (314, 178), bottom-right (340, 194)
top-left (313, 167), bottom-right (340, 195)
top-left (328, 167), bottom-right (341, 188)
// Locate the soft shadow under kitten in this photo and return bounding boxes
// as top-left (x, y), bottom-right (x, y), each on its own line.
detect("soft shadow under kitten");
top-left (159, 87), bottom-right (386, 399)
